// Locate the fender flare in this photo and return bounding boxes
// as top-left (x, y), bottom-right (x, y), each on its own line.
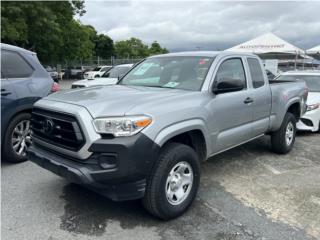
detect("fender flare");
top-left (154, 119), bottom-right (211, 158)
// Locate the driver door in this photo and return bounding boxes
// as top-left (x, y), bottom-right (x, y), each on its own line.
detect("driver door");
top-left (207, 57), bottom-right (254, 153)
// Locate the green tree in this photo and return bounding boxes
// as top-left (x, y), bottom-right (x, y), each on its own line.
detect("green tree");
top-left (149, 41), bottom-right (169, 55)
top-left (59, 21), bottom-right (95, 64)
top-left (94, 34), bottom-right (114, 59)
top-left (115, 37), bottom-right (149, 59)
top-left (1, 1), bottom-right (92, 64)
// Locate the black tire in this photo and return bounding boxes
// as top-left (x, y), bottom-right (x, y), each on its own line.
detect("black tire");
top-left (271, 112), bottom-right (296, 154)
top-left (94, 75), bottom-right (100, 78)
top-left (142, 143), bottom-right (200, 220)
top-left (2, 113), bottom-right (31, 163)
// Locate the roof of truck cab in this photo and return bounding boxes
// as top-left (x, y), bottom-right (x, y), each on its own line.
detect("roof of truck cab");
top-left (0, 43), bottom-right (36, 55)
top-left (149, 51), bottom-right (257, 58)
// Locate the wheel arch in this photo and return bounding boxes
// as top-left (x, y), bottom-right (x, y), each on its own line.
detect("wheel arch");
top-left (286, 101), bottom-right (301, 121)
top-left (154, 119), bottom-right (210, 162)
top-left (1, 107), bottom-right (32, 145)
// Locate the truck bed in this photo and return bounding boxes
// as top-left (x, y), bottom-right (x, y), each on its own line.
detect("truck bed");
top-left (269, 79), bottom-right (296, 84)
top-left (269, 79), bottom-right (307, 131)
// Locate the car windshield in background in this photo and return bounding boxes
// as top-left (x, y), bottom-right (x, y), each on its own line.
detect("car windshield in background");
top-left (119, 56), bottom-right (214, 91)
top-left (93, 67), bottom-right (101, 71)
top-left (103, 66), bottom-right (131, 78)
top-left (277, 75), bottom-right (320, 92)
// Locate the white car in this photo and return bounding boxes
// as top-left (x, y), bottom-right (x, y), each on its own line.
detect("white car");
top-left (276, 71), bottom-right (320, 132)
top-left (72, 64), bottom-right (133, 89)
top-left (83, 65), bottom-right (112, 80)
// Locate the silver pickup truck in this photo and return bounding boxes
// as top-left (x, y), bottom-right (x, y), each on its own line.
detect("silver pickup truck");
top-left (28, 51), bottom-right (308, 220)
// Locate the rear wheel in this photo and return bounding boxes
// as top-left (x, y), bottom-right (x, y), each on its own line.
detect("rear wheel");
top-left (142, 143), bottom-right (200, 220)
top-left (271, 112), bottom-right (296, 154)
top-left (2, 113), bottom-right (32, 163)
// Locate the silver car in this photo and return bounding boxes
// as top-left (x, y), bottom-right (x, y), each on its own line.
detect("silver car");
top-left (28, 51), bottom-right (307, 219)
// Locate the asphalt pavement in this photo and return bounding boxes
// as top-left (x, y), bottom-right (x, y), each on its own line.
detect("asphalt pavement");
top-left (2, 132), bottom-right (320, 240)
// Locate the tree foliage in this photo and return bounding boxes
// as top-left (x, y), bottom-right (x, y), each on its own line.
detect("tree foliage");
top-left (149, 41), bottom-right (169, 55)
top-left (1, 1), bottom-right (93, 64)
top-left (115, 38), bottom-right (168, 59)
top-left (115, 38), bottom-right (149, 59)
top-left (1, 1), bottom-right (169, 65)
top-left (94, 34), bottom-right (115, 59)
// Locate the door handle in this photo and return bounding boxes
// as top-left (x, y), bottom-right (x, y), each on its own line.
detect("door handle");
top-left (1, 88), bottom-right (11, 96)
top-left (244, 97), bottom-right (254, 104)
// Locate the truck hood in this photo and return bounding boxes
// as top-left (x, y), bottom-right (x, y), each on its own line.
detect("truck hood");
top-left (73, 78), bottom-right (118, 87)
top-left (307, 92), bottom-right (320, 105)
top-left (46, 85), bottom-right (197, 118)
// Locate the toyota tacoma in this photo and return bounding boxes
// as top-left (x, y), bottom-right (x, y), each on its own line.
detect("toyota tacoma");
top-left (28, 51), bottom-right (308, 220)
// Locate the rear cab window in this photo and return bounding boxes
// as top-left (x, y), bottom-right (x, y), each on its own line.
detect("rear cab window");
top-left (247, 58), bottom-right (265, 88)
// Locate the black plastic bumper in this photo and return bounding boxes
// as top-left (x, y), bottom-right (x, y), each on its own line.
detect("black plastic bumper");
top-left (28, 133), bottom-right (159, 201)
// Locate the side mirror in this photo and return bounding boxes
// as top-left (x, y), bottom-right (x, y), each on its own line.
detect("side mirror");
top-left (212, 78), bottom-right (245, 94)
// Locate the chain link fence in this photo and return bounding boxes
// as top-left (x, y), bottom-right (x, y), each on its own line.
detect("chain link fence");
top-left (53, 58), bottom-right (143, 80)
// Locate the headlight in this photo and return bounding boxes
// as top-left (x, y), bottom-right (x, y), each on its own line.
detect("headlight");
top-left (93, 115), bottom-right (152, 137)
top-left (307, 103), bottom-right (320, 111)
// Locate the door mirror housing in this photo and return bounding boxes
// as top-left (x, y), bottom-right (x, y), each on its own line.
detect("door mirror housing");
top-left (212, 78), bottom-right (245, 94)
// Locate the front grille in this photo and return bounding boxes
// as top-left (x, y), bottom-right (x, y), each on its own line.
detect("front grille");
top-left (31, 108), bottom-right (85, 151)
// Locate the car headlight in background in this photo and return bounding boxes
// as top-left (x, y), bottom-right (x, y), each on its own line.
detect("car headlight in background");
top-left (93, 115), bottom-right (152, 137)
top-left (307, 103), bottom-right (320, 111)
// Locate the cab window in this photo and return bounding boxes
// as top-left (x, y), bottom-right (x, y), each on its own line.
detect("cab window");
top-left (247, 58), bottom-right (265, 88)
top-left (214, 58), bottom-right (247, 89)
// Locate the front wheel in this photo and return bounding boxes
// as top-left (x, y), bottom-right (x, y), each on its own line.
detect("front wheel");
top-left (142, 143), bottom-right (200, 220)
top-left (2, 113), bottom-right (32, 163)
top-left (271, 112), bottom-right (296, 154)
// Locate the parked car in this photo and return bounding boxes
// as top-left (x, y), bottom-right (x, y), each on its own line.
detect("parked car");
top-left (83, 65), bottom-right (112, 80)
top-left (276, 71), bottom-right (320, 132)
top-left (1, 43), bottom-right (60, 163)
top-left (28, 51), bottom-right (307, 219)
top-left (71, 64), bottom-right (133, 88)
top-left (64, 66), bottom-right (86, 80)
top-left (45, 66), bottom-right (59, 82)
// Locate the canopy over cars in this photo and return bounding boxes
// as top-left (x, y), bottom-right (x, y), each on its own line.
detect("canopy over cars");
top-left (227, 32), bottom-right (305, 59)
top-left (307, 45), bottom-right (320, 60)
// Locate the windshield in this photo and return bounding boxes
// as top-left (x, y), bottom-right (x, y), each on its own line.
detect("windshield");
top-left (103, 66), bottom-right (131, 78)
top-left (119, 56), bottom-right (214, 91)
top-left (277, 74), bottom-right (320, 92)
top-left (93, 67), bottom-right (102, 71)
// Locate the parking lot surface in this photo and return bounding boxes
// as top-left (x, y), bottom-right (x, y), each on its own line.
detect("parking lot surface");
top-left (2, 131), bottom-right (320, 240)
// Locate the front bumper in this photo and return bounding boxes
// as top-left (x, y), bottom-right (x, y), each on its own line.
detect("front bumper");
top-left (28, 133), bottom-right (159, 201)
top-left (296, 109), bottom-right (320, 132)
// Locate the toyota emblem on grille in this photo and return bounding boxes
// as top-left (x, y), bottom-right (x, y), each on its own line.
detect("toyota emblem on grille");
top-left (42, 119), bottom-right (54, 134)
